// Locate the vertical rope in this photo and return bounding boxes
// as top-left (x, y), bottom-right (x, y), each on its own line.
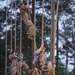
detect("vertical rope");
top-left (20, 13), bottom-right (22, 75)
top-left (20, 0), bottom-right (22, 75)
top-left (10, 1), bottom-right (13, 75)
top-left (50, 0), bottom-right (60, 75)
top-left (56, 0), bottom-right (60, 68)
top-left (55, 0), bottom-right (60, 58)
top-left (52, 0), bottom-right (60, 68)
top-left (42, 0), bottom-right (44, 44)
top-left (33, 0), bottom-right (36, 51)
top-left (51, 0), bottom-right (55, 68)
top-left (14, 0), bottom-right (17, 52)
top-left (54, 0), bottom-right (60, 75)
top-left (5, 0), bottom-right (8, 75)
top-left (55, 0), bottom-right (60, 27)
top-left (34, 0), bottom-right (36, 27)
top-left (10, 0), bottom-right (13, 50)
top-left (51, 0), bottom-right (55, 75)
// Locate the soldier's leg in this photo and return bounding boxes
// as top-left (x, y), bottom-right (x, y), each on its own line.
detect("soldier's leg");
top-left (23, 62), bottom-right (29, 69)
top-left (27, 25), bottom-right (35, 40)
top-left (11, 67), bottom-right (17, 75)
top-left (32, 68), bottom-right (39, 75)
top-left (47, 61), bottom-right (52, 69)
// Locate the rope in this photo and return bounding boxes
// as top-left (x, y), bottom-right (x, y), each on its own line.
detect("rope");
top-left (54, 0), bottom-right (60, 57)
top-left (20, 15), bottom-right (22, 75)
top-left (5, 0), bottom-right (8, 75)
top-left (51, 0), bottom-right (55, 66)
top-left (55, 0), bottom-right (60, 29)
top-left (14, 0), bottom-right (17, 52)
top-left (33, 0), bottom-right (36, 51)
top-left (19, 14), bottom-right (22, 75)
top-left (50, 0), bottom-right (60, 75)
top-left (50, 1), bottom-right (56, 75)
top-left (52, 0), bottom-right (60, 66)
top-left (9, 2), bottom-right (14, 75)
top-left (10, 0), bottom-right (13, 50)
top-left (42, 0), bottom-right (44, 44)
top-left (52, 1), bottom-right (60, 74)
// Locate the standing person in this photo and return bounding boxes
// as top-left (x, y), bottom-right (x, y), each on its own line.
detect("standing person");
top-left (20, 1), bottom-right (36, 40)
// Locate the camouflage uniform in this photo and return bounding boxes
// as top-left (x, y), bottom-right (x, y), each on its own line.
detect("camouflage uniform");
top-left (33, 44), bottom-right (47, 67)
top-left (20, 4), bottom-right (35, 40)
top-left (9, 54), bottom-right (18, 75)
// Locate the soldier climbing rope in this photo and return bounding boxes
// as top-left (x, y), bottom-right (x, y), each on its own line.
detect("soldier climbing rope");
top-left (5, 0), bottom-right (60, 75)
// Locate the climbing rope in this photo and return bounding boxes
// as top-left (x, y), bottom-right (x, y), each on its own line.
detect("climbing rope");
top-left (50, 0), bottom-right (60, 75)
top-left (14, 0), bottom-right (17, 52)
top-left (42, 0), bottom-right (44, 44)
top-left (10, 0), bottom-right (13, 51)
top-left (51, 0), bottom-right (55, 66)
top-left (55, 0), bottom-right (60, 41)
top-left (52, 0), bottom-right (60, 66)
top-left (54, 0), bottom-right (60, 62)
top-left (33, 0), bottom-right (36, 51)
top-left (54, 1), bottom-right (60, 74)
top-left (5, 0), bottom-right (8, 75)
top-left (20, 0), bottom-right (23, 75)
top-left (50, 0), bottom-right (55, 75)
